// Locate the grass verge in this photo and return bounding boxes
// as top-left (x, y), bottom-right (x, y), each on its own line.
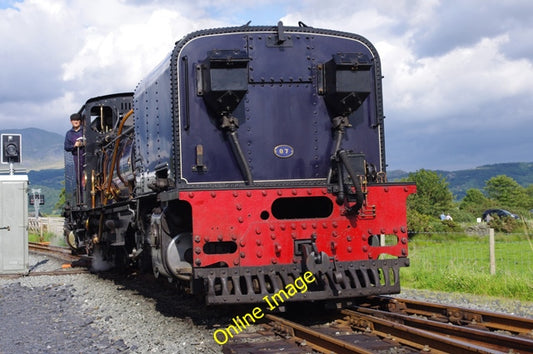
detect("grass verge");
top-left (401, 233), bottom-right (533, 301)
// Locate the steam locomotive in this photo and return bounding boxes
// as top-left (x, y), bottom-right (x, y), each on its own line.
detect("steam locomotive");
top-left (63, 22), bottom-right (416, 305)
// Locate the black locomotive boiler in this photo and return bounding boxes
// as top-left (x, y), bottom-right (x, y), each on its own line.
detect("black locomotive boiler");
top-left (63, 23), bottom-right (416, 305)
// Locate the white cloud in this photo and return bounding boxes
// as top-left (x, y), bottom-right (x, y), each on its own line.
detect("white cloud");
top-left (1, 0), bottom-right (532, 170)
top-left (386, 35), bottom-right (533, 124)
top-left (1, 0), bottom-right (226, 131)
top-left (61, 6), bottom-right (221, 87)
top-left (0, 0), bottom-right (77, 102)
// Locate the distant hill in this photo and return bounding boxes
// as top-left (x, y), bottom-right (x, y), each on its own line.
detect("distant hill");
top-left (0, 128), bottom-right (64, 170)
top-left (388, 162), bottom-right (533, 199)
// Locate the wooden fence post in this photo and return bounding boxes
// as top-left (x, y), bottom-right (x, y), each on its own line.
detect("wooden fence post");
top-left (489, 228), bottom-right (496, 275)
top-left (39, 219), bottom-right (44, 242)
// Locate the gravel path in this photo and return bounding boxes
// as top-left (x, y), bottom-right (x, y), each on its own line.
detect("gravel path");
top-left (1, 254), bottom-right (532, 353)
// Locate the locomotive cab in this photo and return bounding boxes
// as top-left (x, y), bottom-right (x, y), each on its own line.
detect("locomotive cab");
top-left (64, 93), bottom-right (135, 253)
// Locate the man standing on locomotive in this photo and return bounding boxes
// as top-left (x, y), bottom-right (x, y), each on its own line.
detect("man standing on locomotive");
top-left (64, 113), bottom-right (85, 204)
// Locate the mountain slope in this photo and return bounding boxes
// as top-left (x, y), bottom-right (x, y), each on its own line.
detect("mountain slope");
top-left (389, 162), bottom-right (533, 199)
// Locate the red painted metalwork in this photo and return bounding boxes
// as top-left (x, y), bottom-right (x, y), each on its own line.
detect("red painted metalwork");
top-left (180, 184), bottom-right (416, 269)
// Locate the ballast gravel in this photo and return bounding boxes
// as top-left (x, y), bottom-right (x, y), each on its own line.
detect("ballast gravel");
top-left (0, 255), bottom-right (224, 353)
top-left (1, 254), bottom-right (532, 353)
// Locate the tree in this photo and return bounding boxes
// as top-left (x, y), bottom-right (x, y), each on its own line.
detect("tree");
top-left (484, 175), bottom-right (528, 210)
top-left (525, 185), bottom-right (533, 210)
top-left (403, 169), bottom-right (454, 218)
top-left (459, 188), bottom-right (492, 216)
top-left (54, 187), bottom-right (65, 211)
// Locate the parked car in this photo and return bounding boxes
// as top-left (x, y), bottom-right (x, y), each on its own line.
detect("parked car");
top-left (482, 209), bottom-right (519, 222)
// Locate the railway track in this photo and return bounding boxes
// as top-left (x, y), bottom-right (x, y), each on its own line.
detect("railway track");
top-left (28, 242), bottom-right (80, 262)
top-left (223, 296), bottom-right (533, 353)
top-left (361, 295), bottom-right (533, 337)
top-left (23, 242), bottom-right (89, 277)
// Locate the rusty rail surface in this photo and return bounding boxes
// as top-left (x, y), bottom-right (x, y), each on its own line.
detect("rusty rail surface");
top-left (343, 307), bottom-right (533, 354)
top-left (19, 242), bottom-right (89, 277)
top-left (365, 295), bottom-right (533, 337)
top-left (264, 313), bottom-right (373, 354)
top-left (223, 297), bottom-right (533, 354)
top-left (29, 242), bottom-right (80, 262)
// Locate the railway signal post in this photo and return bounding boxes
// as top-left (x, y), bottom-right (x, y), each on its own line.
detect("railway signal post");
top-left (0, 133), bottom-right (28, 274)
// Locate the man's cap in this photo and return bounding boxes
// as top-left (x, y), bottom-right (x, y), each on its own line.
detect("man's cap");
top-left (70, 113), bottom-right (81, 121)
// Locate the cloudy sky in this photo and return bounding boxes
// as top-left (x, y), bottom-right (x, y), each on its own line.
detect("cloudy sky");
top-left (1, 0), bottom-right (532, 171)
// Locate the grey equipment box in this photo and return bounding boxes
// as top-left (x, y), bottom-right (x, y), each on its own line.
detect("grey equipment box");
top-left (0, 174), bottom-right (28, 274)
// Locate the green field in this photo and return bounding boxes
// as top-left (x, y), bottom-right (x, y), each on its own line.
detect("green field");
top-left (402, 233), bottom-right (533, 301)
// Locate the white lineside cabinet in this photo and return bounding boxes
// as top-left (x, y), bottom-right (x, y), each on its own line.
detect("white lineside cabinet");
top-left (0, 174), bottom-right (28, 274)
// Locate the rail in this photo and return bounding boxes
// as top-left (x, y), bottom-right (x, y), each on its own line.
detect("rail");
top-left (24, 242), bottom-right (89, 277)
top-left (223, 298), bottom-right (533, 353)
top-left (366, 295), bottom-right (533, 336)
top-left (343, 306), bottom-right (533, 353)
